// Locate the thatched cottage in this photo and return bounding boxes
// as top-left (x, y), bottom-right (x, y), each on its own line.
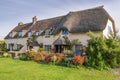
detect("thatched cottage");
top-left (4, 6), bottom-right (116, 53)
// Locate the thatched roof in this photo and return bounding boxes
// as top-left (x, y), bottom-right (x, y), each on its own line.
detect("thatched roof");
top-left (12, 23), bottom-right (32, 32)
top-left (53, 6), bottom-right (115, 34)
top-left (5, 6), bottom-right (115, 39)
top-left (30, 16), bottom-right (64, 31)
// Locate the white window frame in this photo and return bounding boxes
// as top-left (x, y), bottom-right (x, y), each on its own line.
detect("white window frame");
top-left (18, 32), bottom-right (22, 37)
top-left (35, 31), bottom-right (39, 36)
top-left (45, 29), bottom-right (51, 37)
top-left (28, 32), bottom-right (32, 37)
top-left (9, 32), bottom-right (12, 37)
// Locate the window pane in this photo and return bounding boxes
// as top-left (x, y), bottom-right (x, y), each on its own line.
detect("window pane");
top-left (45, 29), bottom-right (50, 35)
top-left (9, 33), bottom-right (12, 37)
top-left (18, 32), bottom-right (22, 37)
top-left (45, 45), bottom-right (51, 52)
top-left (62, 30), bottom-right (69, 35)
top-left (28, 32), bottom-right (32, 37)
top-left (35, 32), bottom-right (39, 36)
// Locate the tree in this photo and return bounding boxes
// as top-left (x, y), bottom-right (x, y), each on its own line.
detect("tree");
top-left (26, 35), bottom-right (38, 50)
top-left (86, 31), bottom-right (120, 69)
top-left (0, 40), bottom-right (6, 51)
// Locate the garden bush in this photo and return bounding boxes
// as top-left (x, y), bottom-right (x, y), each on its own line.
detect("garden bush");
top-left (20, 50), bottom-right (85, 67)
top-left (38, 48), bottom-right (44, 52)
top-left (45, 54), bottom-right (52, 63)
top-left (19, 53), bottom-right (28, 61)
top-left (62, 58), bottom-right (72, 67)
top-left (27, 49), bottom-right (37, 60)
top-left (63, 50), bottom-right (74, 57)
top-left (56, 53), bottom-right (65, 63)
top-left (72, 55), bottom-right (85, 65)
top-left (50, 54), bottom-right (57, 63)
top-left (0, 40), bottom-right (6, 51)
top-left (33, 53), bottom-right (42, 61)
top-left (3, 52), bottom-right (11, 58)
top-left (39, 52), bottom-right (48, 62)
top-left (86, 32), bottom-right (120, 69)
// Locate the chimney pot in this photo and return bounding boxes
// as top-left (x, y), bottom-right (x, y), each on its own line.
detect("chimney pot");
top-left (33, 16), bottom-right (37, 24)
top-left (18, 22), bottom-right (23, 26)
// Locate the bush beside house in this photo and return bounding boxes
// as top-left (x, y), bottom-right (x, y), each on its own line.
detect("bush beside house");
top-left (0, 40), bottom-right (6, 51)
top-left (85, 32), bottom-right (120, 69)
top-left (19, 48), bottom-right (85, 67)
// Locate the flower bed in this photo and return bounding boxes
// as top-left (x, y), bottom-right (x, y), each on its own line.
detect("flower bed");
top-left (19, 49), bottom-right (85, 67)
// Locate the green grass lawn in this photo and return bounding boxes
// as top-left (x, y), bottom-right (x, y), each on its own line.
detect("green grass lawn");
top-left (0, 58), bottom-right (119, 80)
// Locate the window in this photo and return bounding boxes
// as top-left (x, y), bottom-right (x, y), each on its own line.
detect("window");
top-left (35, 31), bottom-right (39, 36)
top-left (9, 43), bottom-right (14, 51)
top-left (108, 25), bottom-right (112, 34)
top-left (28, 32), bottom-right (32, 37)
top-left (74, 45), bottom-right (82, 55)
top-left (44, 45), bottom-right (51, 52)
top-left (45, 29), bottom-right (51, 37)
top-left (62, 30), bottom-right (69, 35)
top-left (18, 32), bottom-right (22, 37)
top-left (17, 44), bottom-right (23, 50)
top-left (9, 32), bottom-right (12, 37)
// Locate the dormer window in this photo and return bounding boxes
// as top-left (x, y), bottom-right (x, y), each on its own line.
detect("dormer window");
top-left (35, 31), bottom-right (39, 36)
top-left (18, 32), bottom-right (22, 37)
top-left (28, 31), bottom-right (32, 37)
top-left (9, 32), bottom-right (12, 37)
top-left (108, 25), bottom-right (112, 34)
top-left (45, 29), bottom-right (51, 37)
top-left (62, 30), bottom-right (69, 35)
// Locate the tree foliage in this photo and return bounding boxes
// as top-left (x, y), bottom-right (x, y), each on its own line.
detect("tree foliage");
top-left (86, 32), bottom-right (120, 69)
top-left (0, 40), bottom-right (6, 51)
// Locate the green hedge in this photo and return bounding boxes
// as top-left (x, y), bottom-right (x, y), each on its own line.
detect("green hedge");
top-left (85, 32), bottom-right (120, 70)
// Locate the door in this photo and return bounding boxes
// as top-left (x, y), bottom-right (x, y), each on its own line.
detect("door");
top-left (55, 45), bottom-right (63, 53)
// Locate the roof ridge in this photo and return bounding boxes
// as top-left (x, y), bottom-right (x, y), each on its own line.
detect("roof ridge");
top-left (36, 15), bottom-right (65, 22)
top-left (68, 5), bottom-right (104, 14)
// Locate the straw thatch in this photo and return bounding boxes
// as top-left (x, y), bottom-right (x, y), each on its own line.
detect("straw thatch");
top-left (53, 6), bottom-right (114, 34)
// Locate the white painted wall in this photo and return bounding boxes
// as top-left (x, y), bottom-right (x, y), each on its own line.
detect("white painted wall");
top-left (5, 30), bottom-right (102, 53)
top-left (37, 31), bottom-right (102, 47)
top-left (5, 38), bottom-right (28, 53)
top-left (37, 36), bottom-right (54, 45)
top-left (103, 19), bottom-right (114, 38)
top-left (69, 32), bottom-right (102, 46)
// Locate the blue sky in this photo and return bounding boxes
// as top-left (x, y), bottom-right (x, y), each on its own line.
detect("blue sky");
top-left (0, 0), bottom-right (120, 39)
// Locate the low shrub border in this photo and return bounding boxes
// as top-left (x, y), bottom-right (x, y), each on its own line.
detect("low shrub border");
top-left (19, 50), bottom-right (85, 67)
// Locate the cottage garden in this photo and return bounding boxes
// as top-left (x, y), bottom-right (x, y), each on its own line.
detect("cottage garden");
top-left (22, 33), bottom-right (120, 69)
top-left (1, 32), bottom-right (120, 69)
top-left (1, 32), bottom-right (120, 79)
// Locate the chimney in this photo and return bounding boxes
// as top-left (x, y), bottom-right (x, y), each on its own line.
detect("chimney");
top-left (18, 22), bottom-right (23, 26)
top-left (32, 16), bottom-right (37, 24)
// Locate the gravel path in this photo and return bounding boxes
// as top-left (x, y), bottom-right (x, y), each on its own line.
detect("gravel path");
top-left (114, 68), bottom-right (120, 80)
top-left (115, 68), bottom-right (120, 73)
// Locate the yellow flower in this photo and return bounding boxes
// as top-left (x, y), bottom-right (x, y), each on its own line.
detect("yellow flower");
top-left (3, 53), bottom-right (8, 57)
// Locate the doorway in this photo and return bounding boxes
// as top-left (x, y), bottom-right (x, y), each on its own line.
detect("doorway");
top-left (54, 45), bottom-right (69, 53)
